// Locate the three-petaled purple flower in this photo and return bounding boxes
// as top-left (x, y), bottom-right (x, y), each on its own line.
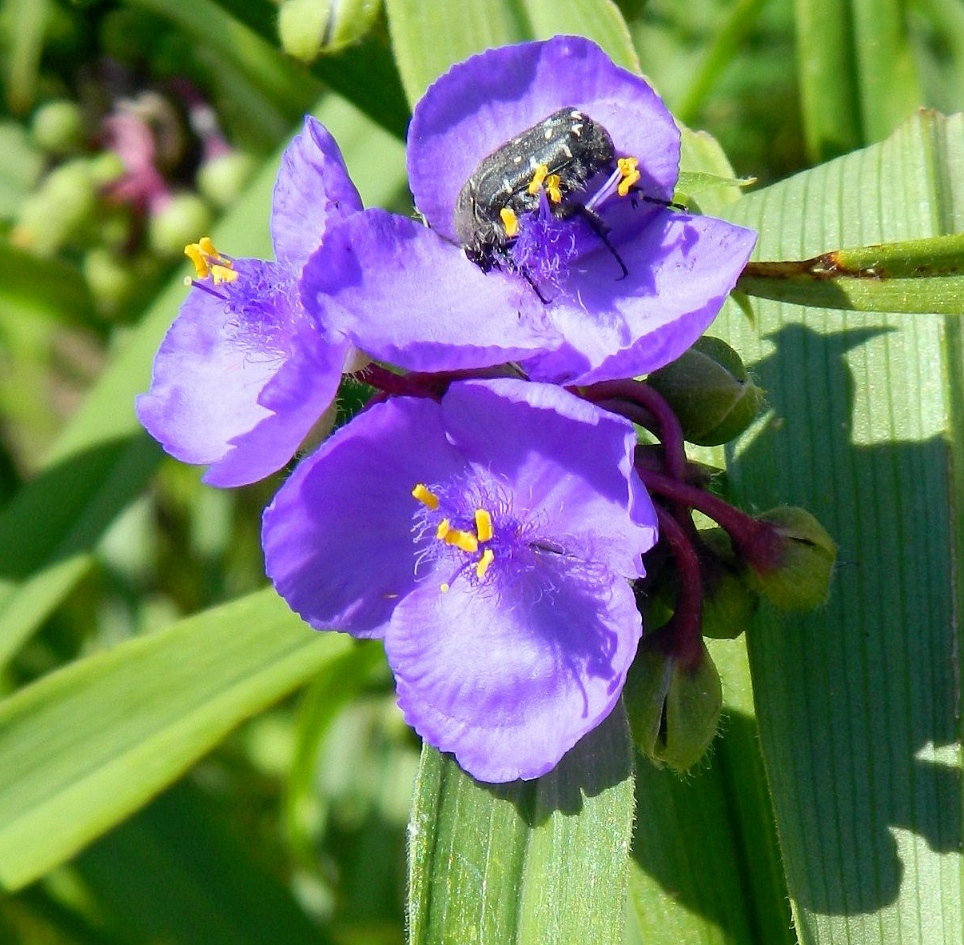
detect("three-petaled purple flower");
top-left (263, 379), bottom-right (657, 782)
top-left (303, 35), bottom-right (757, 385)
top-left (136, 118), bottom-right (363, 487)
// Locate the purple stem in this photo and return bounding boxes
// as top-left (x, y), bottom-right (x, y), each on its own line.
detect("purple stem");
top-left (580, 379), bottom-right (687, 481)
top-left (653, 503), bottom-right (704, 670)
top-left (637, 465), bottom-right (785, 571)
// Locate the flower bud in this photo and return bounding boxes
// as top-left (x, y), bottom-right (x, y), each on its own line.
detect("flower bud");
top-left (83, 247), bottom-right (137, 317)
top-left (31, 100), bottom-right (85, 156)
top-left (11, 159), bottom-right (97, 255)
top-left (197, 151), bottom-right (256, 209)
top-left (646, 335), bottom-right (763, 446)
top-left (624, 634), bottom-right (722, 771)
top-left (148, 193), bottom-right (212, 257)
top-left (278, 0), bottom-right (382, 61)
top-left (698, 527), bottom-right (759, 638)
top-left (745, 506), bottom-right (836, 610)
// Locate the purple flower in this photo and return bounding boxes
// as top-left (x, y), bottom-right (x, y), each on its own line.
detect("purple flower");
top-left (263, 378), bottom-right (657, 782)
top-left (136, 117), bottom-right (363, 487)
top-left (303, 36), bottom-right (757, 385)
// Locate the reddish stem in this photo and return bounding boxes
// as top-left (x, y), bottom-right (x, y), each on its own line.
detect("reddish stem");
top-left (637, 465), bottom-right (785, 571)
top-left (653, 504), bottom-right (704, 670)
top-left (579, 379), bottom-right (687, 481)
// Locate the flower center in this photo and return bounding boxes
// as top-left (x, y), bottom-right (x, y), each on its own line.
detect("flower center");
top-left (412, 482), bottom-right (498, 590)
top-left (183, 236), bottom-right (302, 360)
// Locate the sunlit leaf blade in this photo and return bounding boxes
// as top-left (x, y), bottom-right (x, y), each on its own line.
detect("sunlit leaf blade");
top-left (0, 589), bottom-right (350, 891)
top-left (408, 705), bottom-right (635, 945)
top-left (738, 234), bottom-right (964, 313)
top-left (0, 96), bottom-right (407, 669)
top-left (385, 0), bottom-right (529, 106)
top-left (794, 0), bottom-right (861, 161)
top-left (627, 640), bottom-right (793, 945)
top-left (522, 0), bottom-right (639, 71)
top-left (850, 0), bottom-right (922, 143)
top-left (714, 111), bottom-right (964, 944)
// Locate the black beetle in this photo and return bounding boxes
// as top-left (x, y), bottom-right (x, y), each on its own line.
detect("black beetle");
top-left (454, 108), bottom-right (625, 277)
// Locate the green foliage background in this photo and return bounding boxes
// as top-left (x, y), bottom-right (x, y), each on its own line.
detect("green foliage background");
top-left (0, 0), bottom-right (961, 943)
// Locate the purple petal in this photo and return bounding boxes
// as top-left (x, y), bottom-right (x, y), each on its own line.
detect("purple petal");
top-left (523, 213), bottom-right (758, 384)
top-left (263, 396), bottom-right (467, 638)
top-left (442, 379), bottom-right (657, 577)
top-left (271, 116), bottom-right (364, 268)
top-left (302, 208), bottom-right (557, 371)
top-left (408, 36), bottom-right (680, 241)
top-left (386, 558), bottom-right (642, 782)
top-left (202, 328), bottom-right (347, 487)
top-left (137, 259), bottom-right (346, 486)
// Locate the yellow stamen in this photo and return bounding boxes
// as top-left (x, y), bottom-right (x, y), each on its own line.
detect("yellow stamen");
top-left (444, 529), bottom-right (479, 553)
top-left (617, 157), bottom-right (641, 197)
top-left (436, 518), bottom-right (451, 540)
top-left (475, 508), bottom-right (493, 543)
top-left (413, 483), bottom-right (440, 509)
top-left (184, 242), bottom-right (210, 279)
top-left (184, 236), bottom-right (236, 282)
top-left (528, 163), bottom-right (549, 195)
top-left (210, 264), bottom-right (238, 285)
top-left (440, 582), bottom-right (450, 593)
top-left (476, 548), bottom-right (495, 579)
top-left (544, 173), bottom-right (562, 203)
top-left (500, 207), bottom-right (519, 237)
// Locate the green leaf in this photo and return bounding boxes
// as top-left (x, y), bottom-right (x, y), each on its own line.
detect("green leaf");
top-left (73, 781), bottom-right (333, 945)
top-left (627, 639), bottom-right (793, 945)
top-left (385, 0), bottom-right (638, 107)
top-left (407, 705), bottom-right (635, 945)
top-left (738, 234), bottom-right (964, 313)
top-left (0, 243), bottom-right (95, 325)
top-left (385, 0), bottom-right (529, 105)
top-left (522, 0), bottom-right (639, 71)
top-left (0, 588), bottom-right (352, 891)
top-left (794, 0), bottom-right (861, 161)
top-left (715, 110), bottom-right (964, 943)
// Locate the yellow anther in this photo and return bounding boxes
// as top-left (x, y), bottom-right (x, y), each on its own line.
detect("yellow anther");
top-left (500, 207), bottom-right (519, 238)
top-left (476, 548), bottom-right (495, 579)
top-left (475, 508), bottom-right (493, 543)
top-left (444, 529), bottom-right (479, 553)
top-left (413, 483), bottom-right (440, 510)
top-left (184, 236), bottom-right (235, 281)
top-left (545, 173), bottom-right (562, 203)
top-left (184, 242), bottom-right (210, 279)
top-left (210, 264), bottom-right (238, 285)
top-left (617, 157), bottom-right (641, 197)
top-left (528, 163), bottom-right (549, 195)
top-left (440, 582), bottom-right (450, 593)
top-left (436, 518), bottom-right (451, 540)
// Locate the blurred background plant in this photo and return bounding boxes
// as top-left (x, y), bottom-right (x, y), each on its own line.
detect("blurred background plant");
top-left (1, 0), bottom-right (961, 943)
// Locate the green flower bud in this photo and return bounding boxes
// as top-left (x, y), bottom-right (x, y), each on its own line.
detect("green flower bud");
top-left (745, 506), bottom-right (836, 610)
top-left (148, 193), bottom-right (212, 258)
top-left (278, 0), bottom-right (382, 61)
top-left (197, 152), bottom-right (257, 209)
top-left (624, 634), bottom-right (722, 771)
top-left (83, 247), bottom-right (136, 317)
top-left (646, 335), bottom-right (764, 446)
top-left (12, 159), bottom-right (97, 255)
top-left (88, 151), bottom-right (126, 187)
top-left (698, 527), bottom-right (759, 639)
top-left (31, 100), bottom-right (85, 156)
